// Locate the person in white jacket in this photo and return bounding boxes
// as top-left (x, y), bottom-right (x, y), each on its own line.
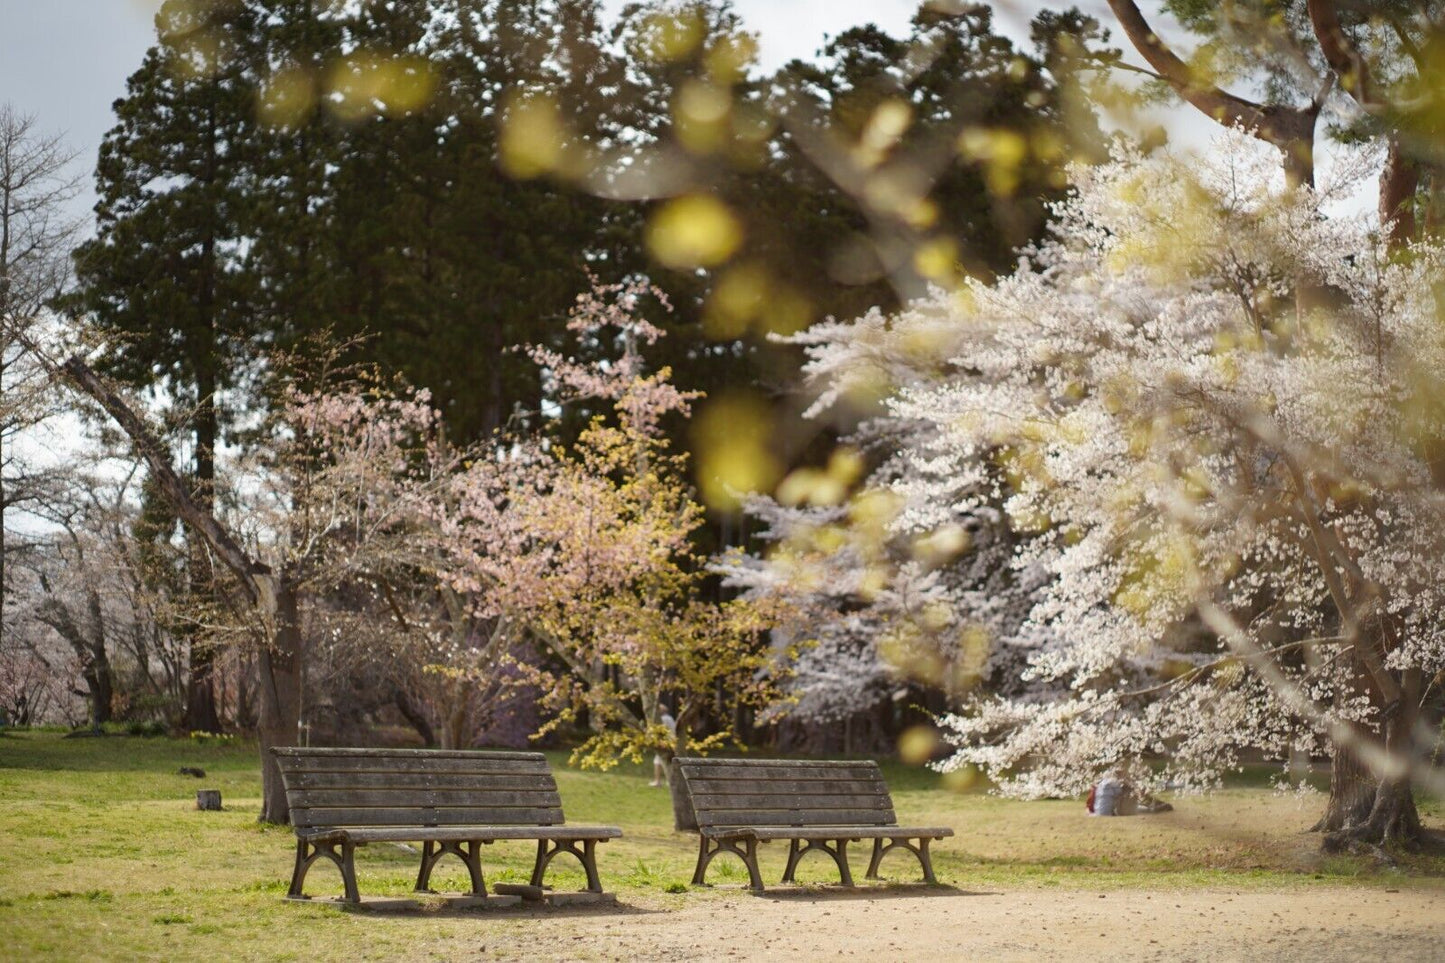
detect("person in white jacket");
top-left (649, 708), bottom-right (677, 787)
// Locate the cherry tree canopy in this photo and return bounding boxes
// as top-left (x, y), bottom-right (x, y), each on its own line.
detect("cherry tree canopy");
top-left (747, 131), bottom-right (1445, 840)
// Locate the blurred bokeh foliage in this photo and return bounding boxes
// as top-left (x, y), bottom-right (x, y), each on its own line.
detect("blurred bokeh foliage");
top-left (67, 0), bottom-right (1108, 525)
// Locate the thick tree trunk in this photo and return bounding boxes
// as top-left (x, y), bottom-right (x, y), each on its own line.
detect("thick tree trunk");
top-left (183, 638), bottom-right (222, 733)
top-left (1316, 671), bottom-right (1425, 849)
top-left (82, 650), bottom-right (113, 727)
top-left (256, 577), bottom-right (302, 825)
top-left (1379, 139), bottom-right (1420, 250)
top-left (1313, 739), bottom-right (1377, 832)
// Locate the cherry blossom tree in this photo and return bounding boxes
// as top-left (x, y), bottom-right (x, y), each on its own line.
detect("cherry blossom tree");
top-left (755, 130), bottom-right (1445, 848)
top-left (37, 335), bottom-right (458, 822)
top-left (436, 281), bottom-right (785, 770)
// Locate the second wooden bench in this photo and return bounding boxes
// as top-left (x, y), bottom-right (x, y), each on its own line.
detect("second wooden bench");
top-left (671, 757), bottom-right (953, 892)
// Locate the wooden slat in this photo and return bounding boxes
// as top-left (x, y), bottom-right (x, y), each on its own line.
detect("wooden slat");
top-left (695, 808), bottom-right (895, 827)
top-left (286, 772), bottom-right (556, 792)
top-left (683, 778), bottom-right (885, 796)
top-left (319, 825), bottom-right (622, 843)
top-left (273, 748), bottom-right (546, 761)
top-left (276, 756), bottom-right (549, 776)
top-left (291, 806), bottom-right (564, 828)
top-left (285, 789), bottom-right (562, 809)
top-left (707, 826), bottom-right (953, 840)
top-left (675, 758), bottom-right (882, 769)
top-left (676, 764), bottom-right (881, 782)
top-left (690, 793), bottom-right (891, 811)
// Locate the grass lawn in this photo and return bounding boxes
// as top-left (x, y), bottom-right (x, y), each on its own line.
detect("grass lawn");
top-left (0, 729), bottom-right (1440, 961)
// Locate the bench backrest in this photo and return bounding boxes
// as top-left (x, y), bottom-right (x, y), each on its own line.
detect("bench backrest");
top-left (272, 747), bottom-right (564, 830)
top-left (671, 757), bottom-right (898, 831)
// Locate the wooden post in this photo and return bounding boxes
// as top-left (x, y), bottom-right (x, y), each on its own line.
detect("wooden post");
top-left (196, 789), bottom-right (222, 811)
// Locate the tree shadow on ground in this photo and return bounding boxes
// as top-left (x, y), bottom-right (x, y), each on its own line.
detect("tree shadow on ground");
top-left (745, 883), bottom-right (999, 901)
top-left (321, 894), bottom-right (660, 919)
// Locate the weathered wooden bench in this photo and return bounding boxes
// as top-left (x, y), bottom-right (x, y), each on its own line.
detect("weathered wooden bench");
top-left (272, 747), bottom-right (621, 903)
top-left (671, 757), bottom-right (953, 892)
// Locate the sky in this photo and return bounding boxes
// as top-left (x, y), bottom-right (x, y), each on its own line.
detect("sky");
top-left (0, 0), bottom-right (1155, 233)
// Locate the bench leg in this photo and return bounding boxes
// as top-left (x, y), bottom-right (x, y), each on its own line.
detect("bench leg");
top-left (582, 839), bottom-right (602, 892)
top-left (530, 838), bottom-right (605, 893)
top-left (288, 837), bottom-right (359, 903)
top-left (781, 839), bottom-right (803, 883)
top-left (918, 837), bottom-right (937, 885)
top-left (690, 836), bottom-right (710, 886)
top-left (692, 836), bottom-right (765, 892)
top-left (742, 837), bottom-right (765, 892)
top-left (866, 838), bottom-right (885, 880)
top-left (339, 840), bottom-right (360, 904)
top-left (414, 840), bottom-right (436, 892)
top-left (288, 839), bottom-right (310, 898)
top-left (834, 839), bottom-right (854, 887)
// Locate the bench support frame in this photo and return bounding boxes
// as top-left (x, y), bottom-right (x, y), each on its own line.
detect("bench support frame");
top-left (780, 837), bottom-right (855, 886)
top-left (530, 837), bottom-right (604, 892)
top-left (865, 836), bottom-right (938, 884)
top-left (288, 837), bottom-right (360, 904)
top-left (691, 834), bottom-right (765, 891)
top-left (415, 839), bottom-right (489, 895)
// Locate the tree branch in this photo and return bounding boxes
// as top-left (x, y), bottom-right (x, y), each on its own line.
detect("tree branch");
top-left (57, 354), bottom-right (268, 604)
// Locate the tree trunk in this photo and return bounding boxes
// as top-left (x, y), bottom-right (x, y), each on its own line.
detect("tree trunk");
top-left (256, 576), bottom-right (302, 825)
top-left (183, 639), bottom-right (222, 733)
top-left (393, 687), bottom-right (436, 747)
top-left (83, 647), bottom-right (114, 727)
top-left (1312, 739), bottom-right (1377, 832)
top-left (1379, 138), bottom-right (1420, 250)
top-left (181, 359), bottom-right (223, 734)
top-left (1316, 670), bottom-right (1424, 849)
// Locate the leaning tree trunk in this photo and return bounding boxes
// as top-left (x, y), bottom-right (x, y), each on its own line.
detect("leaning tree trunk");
top-left (54, 354), bottom-right (302, 825)
top-left (256, 576), bottom-right (303, 825)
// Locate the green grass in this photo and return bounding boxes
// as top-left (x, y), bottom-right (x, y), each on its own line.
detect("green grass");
top-left (0, 729), bottom-right (1440, 961)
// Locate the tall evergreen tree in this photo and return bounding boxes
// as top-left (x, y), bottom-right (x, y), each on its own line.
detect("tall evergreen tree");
top-left (68, 0), bottom-right (263, 732)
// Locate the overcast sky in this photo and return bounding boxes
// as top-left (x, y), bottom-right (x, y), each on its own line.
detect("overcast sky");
top-left (0, 0), bottom-right (1150, 232)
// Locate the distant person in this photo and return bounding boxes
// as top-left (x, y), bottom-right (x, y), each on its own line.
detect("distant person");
top-left (649, 707), bottom-right (677, 787)
top-left (1087, 768), bottom-right (1172, 815)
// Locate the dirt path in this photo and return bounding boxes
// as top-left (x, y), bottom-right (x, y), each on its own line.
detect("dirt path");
top-left (448, 885), bottom-right (1445, 962)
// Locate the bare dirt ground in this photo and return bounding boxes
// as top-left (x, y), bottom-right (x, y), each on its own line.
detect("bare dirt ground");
top-left (438, 884), bottom-right (1445, 962)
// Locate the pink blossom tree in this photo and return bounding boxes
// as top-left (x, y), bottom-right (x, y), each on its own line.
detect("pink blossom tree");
top-left (436, 281), bottom-right (785, 769)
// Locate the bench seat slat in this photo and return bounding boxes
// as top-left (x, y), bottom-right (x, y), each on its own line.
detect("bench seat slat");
top-left (286, 789), bottom-right (562, 809)
top-left (275, 748), bottom-right (547, 759)
top-left (704, 825), bottom-right (955, 840)
top-left (277, 757), bottom-right (549, 776)
top-left (689, 792), bottom-right (891, 811)
top-left (694, 808), bottom-right (896, 827)
top-left (287, 772), bottom-right (557, 791)
top-left (676, 764), bottom-right (881, 781)
top-left (298, 825), bottom-right (623, 843)
top-left (682, 779), bottom-right (885, 796)
top-left (675, 758), bottom-right (882, 769)
top-left (291, 806), bottom-right (564, 827)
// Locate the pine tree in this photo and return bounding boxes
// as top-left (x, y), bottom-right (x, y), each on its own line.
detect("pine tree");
top-left (68, 0), bottom-right (263, 732)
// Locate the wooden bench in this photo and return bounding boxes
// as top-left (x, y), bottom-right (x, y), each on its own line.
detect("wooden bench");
top-left (272, 747), bottom-right (621, 902)
top-left (671, 757), bottom-right (953, 892)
